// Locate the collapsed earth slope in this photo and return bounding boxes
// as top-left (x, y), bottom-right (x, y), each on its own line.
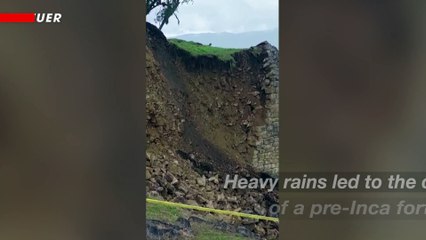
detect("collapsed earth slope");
top-left (146, 22), bottom-right (279, 239)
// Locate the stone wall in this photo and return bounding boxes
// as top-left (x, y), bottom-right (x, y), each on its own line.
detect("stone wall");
top-left (251, 42), bottom-right (279, 176)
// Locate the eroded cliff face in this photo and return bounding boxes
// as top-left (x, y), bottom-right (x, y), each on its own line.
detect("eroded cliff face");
top-left (146, 22), bottom-right (279, 238)
top-left (147, 22), bottom-right (279, 176)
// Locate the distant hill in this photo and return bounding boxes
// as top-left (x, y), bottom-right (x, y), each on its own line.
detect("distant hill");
top-left (169, 28), bottom-right (278, 49)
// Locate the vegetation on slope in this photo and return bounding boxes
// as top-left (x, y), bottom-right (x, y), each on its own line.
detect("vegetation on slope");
top-left (169, 38), bottom-right (242, 62)
top-left (147, 203), bottom-right (249, 239)
top-left (193, 225), bottom-right (248, 240)
top-left (147, 202), bottom-right (183, 222)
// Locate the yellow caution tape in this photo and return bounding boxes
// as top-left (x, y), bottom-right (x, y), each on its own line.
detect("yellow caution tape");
top-left (146, 198), bottom-right (279, 223)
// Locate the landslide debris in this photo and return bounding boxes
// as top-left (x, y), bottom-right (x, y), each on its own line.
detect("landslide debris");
top-left (146, 22), bottom-right (279, 239)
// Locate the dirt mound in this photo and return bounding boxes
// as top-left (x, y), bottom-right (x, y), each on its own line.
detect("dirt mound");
top-left (146, 22), bottom-right (279, 239)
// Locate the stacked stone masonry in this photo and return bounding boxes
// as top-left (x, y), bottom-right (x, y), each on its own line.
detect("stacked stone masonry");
top-left (251, 42), bottom-right (279, 176)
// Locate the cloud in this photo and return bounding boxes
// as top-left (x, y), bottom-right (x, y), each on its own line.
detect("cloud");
top-left (147, 0), bottom-right (278, 37)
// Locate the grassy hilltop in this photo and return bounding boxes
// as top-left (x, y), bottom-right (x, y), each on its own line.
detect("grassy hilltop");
top-left (169, 38), bottom-right (242, 62)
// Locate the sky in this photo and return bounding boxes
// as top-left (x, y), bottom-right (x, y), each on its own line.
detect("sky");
top-left (146, 0), bottom-right (279, 37)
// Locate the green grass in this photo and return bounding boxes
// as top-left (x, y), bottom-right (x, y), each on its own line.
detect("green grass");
top-left (169, 38), bottom-right (242, 62)
top-left (146, 203), bottom-right (250, 239)
top-left (146, 202), bottom-right (184, 222)
top-left (192, 223), bottom-right (248, 240)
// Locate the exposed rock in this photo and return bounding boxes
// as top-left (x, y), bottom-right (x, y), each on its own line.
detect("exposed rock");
top-left (206, 200), bottom-right (215, 209)
top-left (227, 196), bottom-right (238, 204)
top-left (254, 224), bottom-right (266, 236)
top-left (247, 135), bottom-right (258, 146)
top-left (195, 194), bottom-right (208, 204)
top-left (216, 193), bottom-right (226, 202)
top-left (186, 200), bottom-right (199, 206)
top-left (267, 227), bottom-right (279, 239)
top-left (147, 191), bottom-right (163, 200)
top-left (146, 220), bottom-right (192, 240)
top-left (165, 172), bottom-right (178, 185)
top-left (253, 203), bottom-right (266, 215)
top-left (196, 176), bottom-right (206, 187)
top-left (241, 218), bottom-right (258, 225)
top-left (177, 183), bottom-right (189, 194)
top-left (208, 175), bottom-right (219, 184)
